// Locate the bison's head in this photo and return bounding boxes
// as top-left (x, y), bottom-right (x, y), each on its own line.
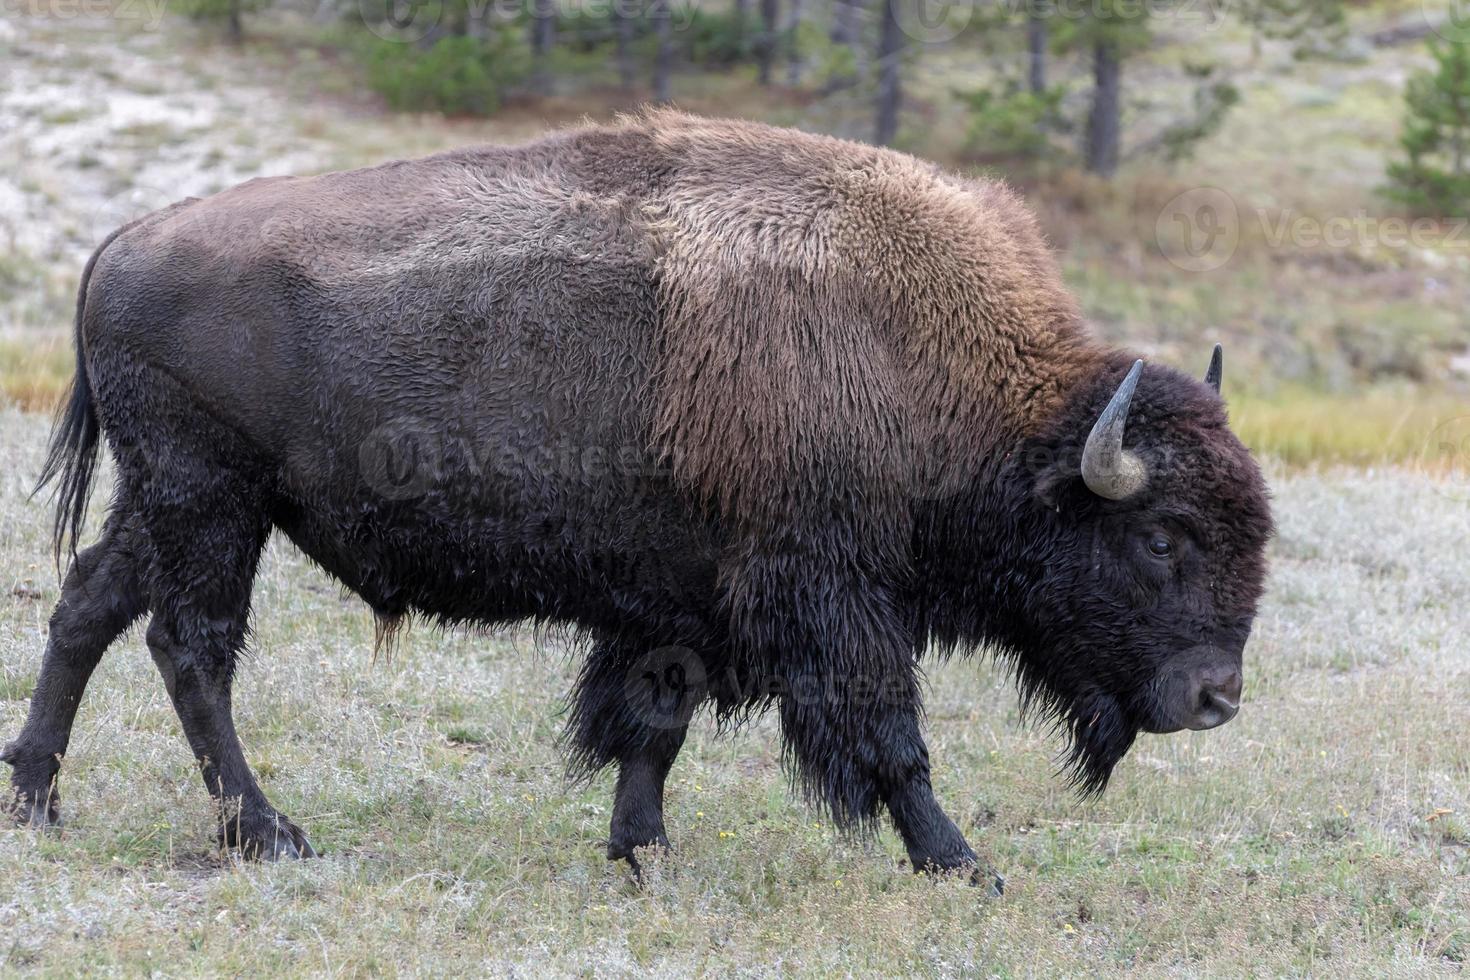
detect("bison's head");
top-left (961, 346), bottom-right (1273, 793)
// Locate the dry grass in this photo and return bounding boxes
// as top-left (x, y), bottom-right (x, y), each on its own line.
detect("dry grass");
top-left (2, 406), bottom-right (1469, 975)
top-left (0, 332), bottom-right (72, 413)
top-left (1228, 387), bottom-right (1470, 468)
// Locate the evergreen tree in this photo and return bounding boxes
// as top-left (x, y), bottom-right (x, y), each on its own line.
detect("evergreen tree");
top-left (1385, 39), bottom-right (1470, 216)
top-left (1075, 0), bottom-right (1149, 176)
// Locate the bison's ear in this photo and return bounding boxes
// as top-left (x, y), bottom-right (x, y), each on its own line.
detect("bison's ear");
top-left (1204, 343), bottom-right (1223, 395)
top-left (1030, 460), bottom-right (1073, 510)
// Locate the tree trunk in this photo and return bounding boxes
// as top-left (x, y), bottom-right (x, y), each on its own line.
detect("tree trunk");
top-left (1083, 38), bottom-right (1121, 177)
top-left (874, 0), bottom-right (901, 145)
top-left (530, 0), bottom-right (557, 94)
top-left (785, 0), bottom-right (804, 86)
top-left (831, 0), bottom-right (856, 44)
top-left (735, 0), bottom-right (752, 50)
top-left (1026, 2), bottom-right (1046, 93)
top-left (758, 0), bottom-right (779, 85)
top-left (226, 0), bottom-right (243, 44)
top-left (614, 4), bottom-right (635, 90)
top-left (653, 0), bottom-right (673, 103)
top-left (829, 0), bottom-right (866, 84)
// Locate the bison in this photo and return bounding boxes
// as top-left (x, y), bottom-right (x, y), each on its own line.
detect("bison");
top-left (7, 111), bottom-right (1271, 888)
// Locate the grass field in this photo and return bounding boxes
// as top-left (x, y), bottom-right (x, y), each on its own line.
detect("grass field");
top-left (1, 413), bottom-right (1468, 976)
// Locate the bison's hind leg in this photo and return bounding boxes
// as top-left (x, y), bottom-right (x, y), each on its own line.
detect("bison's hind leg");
top-left (134, 444), bottom-right (314, 861)
top-left (2, 509), bottom-right (148, 828)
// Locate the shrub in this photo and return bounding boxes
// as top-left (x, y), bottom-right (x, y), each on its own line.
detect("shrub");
top-left (364, 33), bottom-right (530, 117)
top-left (682, 8), bottom-right (760, 66)
top-left (1155, 64), bottom-right (1239, 164)
top-left (956, 84), bottom-right (1065, 167)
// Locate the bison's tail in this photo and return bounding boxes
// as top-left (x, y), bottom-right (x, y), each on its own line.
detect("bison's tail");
top-left (34, 224), bottom-right (129, 567)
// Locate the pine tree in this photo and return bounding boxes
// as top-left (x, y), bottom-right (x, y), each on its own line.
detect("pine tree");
top-left (1385, 40), bottom-right (1470, 216)
top-left (1076, 0), bottom-right (1149, 176)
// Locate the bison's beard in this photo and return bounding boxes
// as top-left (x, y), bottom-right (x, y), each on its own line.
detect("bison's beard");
top-left (1058, 692), bottom-right (1138, 796)
top-left (1008, 655), bottom-right (1139, 796)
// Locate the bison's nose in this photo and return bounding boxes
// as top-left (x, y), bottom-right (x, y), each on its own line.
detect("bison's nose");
top-left (1184, 665), bottom-right (1241, 730)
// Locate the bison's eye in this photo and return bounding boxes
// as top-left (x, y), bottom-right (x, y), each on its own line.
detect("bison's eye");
top-left (1147, 533), bottom-right (1173, 559)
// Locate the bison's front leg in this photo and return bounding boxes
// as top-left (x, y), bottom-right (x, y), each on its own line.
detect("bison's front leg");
top-left (606, 727), bottom-right (687, 873)
top-left (744, 546), bottom-right (1004, 894)
top-left (879, 731), bottom-right (1003, 894)
top-left (567, 639), bottom-right (696, 875)
top-left (779, 689), bottom-right (1001, 894)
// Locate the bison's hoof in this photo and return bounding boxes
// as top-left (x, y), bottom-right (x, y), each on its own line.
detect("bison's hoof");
top-left (608, 835), bottom-right (672, 882)
top-left (224, 813), bottom-right (318, 861)
top-left (914, 856), bottom-right (1004, 897)
top-left (8, 789), bottom-right (62, 830)
top-left (971, 865), bottom-right (1005, 898)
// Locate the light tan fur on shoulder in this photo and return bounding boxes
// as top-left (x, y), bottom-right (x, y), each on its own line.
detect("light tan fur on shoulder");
top-left (633, 110), bottom-right (1101, 539)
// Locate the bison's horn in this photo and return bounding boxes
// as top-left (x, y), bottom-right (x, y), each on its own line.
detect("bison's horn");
top-left (1204, 343), bottom-right (1223, 394)
top-left (1081, 359), bottom-right (1147, 500)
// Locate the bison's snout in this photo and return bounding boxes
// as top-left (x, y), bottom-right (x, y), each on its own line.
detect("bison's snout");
top-left (1143, 654), bottom-right (1244, 733)
top-left (1182, 664), bottom-right (1241, 731)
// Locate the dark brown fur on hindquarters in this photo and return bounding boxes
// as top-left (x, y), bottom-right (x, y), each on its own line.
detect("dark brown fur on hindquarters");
top-left (17, 111), bottom-right (1272, 883)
